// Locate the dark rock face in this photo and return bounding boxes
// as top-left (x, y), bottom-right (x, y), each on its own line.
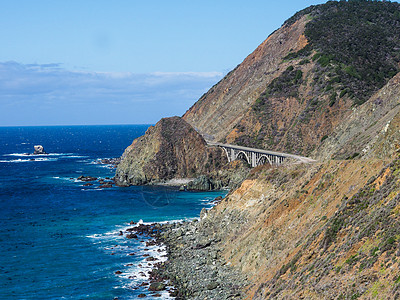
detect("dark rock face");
top-left (115, 116), bottom-right (229, 187)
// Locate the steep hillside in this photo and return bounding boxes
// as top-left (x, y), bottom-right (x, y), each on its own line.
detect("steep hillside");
top-left (184, 0), bottom-right (400, 157)
top-left (317, 72), bottom-right (400, 160)
top-left (183, 14), bottom-right (311, 142)
top-left (155, 151), bottom-right (400, 298)
top-left (198, 155), bottom-right (400, 299)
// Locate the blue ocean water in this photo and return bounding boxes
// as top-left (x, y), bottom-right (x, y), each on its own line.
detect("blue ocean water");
top-left (0, 125), bottom-right (226, 299)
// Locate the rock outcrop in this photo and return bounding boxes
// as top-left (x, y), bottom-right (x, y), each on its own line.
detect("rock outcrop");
top-left (115, 116), bottom-right (249, 188)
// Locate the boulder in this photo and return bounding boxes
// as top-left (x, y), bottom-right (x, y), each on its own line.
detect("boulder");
top-left (146, 256), bottom-right (157, 262)
top-left (126, 233), bottom-right (138, 239)
top-left (206, 282), bottom-right (219, 290)
top-left (148, 282), bottom-right (166, 291)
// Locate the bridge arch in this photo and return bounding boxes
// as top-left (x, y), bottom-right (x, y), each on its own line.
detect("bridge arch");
top-left (222, 147), bottom-right (231, 162)
top-left (236, 151), bottom-right (251, 165)
top-left (256, 154), bottom-right (272, 166)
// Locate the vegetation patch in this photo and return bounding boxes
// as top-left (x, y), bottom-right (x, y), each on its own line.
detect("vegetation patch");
top-left (285, 0), bottom-right (400, 105)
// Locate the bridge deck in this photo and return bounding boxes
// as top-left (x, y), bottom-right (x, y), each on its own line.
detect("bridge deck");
top-left (206, 141), bottom-right (316, 164)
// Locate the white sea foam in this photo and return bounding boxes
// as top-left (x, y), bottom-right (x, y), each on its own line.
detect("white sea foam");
top-left (5, 152), bottom-right (69, 157)
top-left (86, 222), bottom-right (175, 298)
top-left (97, 164), bottom-right (114, 169)
top-left (0, 157), bottom-right (57, 163)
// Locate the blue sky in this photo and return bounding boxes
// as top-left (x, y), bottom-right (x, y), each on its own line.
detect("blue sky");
top-left (1, 0), bottom-right (328, 126)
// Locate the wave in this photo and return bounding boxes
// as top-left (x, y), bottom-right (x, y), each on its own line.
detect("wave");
top-left (5, 152), bottom-right (70, 157)
top-left (62, 155), bottom-right (88, 158)
top-left (86, 223), bottom-right (173, 298)
top-left (0, 157), bottom-right (57, 163)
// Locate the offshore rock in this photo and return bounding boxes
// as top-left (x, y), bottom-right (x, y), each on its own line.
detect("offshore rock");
top-left (33, 145), bottom-right (46, 154)
top-left (115, 116), bottom-right (241, 187)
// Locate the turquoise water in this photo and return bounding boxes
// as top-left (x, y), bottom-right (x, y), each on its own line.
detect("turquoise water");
top-left (0, 125), bottom-right (226, 299)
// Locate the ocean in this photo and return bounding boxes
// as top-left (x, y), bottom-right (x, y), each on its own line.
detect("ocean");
top-left (0, 125), bottom-right (226, 299)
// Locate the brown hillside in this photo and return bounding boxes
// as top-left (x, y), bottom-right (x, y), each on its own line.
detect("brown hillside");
top-left (183, 15), bottom-right (311, 143)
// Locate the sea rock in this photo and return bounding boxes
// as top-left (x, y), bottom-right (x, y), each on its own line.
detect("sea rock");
top-left (138, 294), bottom-right (147, 298)
top-left (146, 256), bottom-right (157, 262)
top-left (99, 183), bottom-right (113, 188)
top-left (97, 158), bottom-right (121, 166)
top-left (126, 233), bottom-right (138, 239)
top-left (77, 176), bottom-right (97, 182)
top-left (33, 145), bottom-right (46, 154)
top-left (148, 282), bottom-right (166, 291)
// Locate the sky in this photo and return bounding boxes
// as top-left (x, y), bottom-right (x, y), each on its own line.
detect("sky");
top-left (0, 0), bottom-right (328, 126)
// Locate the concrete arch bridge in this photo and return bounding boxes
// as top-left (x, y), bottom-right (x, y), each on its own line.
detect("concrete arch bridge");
top-left (207, 141), bottom-right (315, 167)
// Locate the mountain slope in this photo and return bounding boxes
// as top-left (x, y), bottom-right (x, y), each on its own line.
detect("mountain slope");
top-left (184, 0), bottom-right (400, 157)
top-left (183, 14), bottom-right (311, 142)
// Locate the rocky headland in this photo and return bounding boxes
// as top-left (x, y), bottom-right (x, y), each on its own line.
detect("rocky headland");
top-left (115, 116), bottom-right (250, 190)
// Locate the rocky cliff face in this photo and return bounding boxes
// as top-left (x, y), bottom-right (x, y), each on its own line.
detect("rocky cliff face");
top-left (115, 116), bottom-right (249, 189)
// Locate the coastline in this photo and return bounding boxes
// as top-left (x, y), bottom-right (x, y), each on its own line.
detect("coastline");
top-left (122, 209), bottom-right (247, 299)
top-left (153, 219), bottom-right (248, 299)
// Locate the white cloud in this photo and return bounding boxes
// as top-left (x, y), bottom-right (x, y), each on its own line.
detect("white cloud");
top-left (0, 61), bottom-right (223, 125)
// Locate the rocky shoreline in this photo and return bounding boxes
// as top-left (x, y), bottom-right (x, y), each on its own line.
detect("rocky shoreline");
top-left (125, 211), bottom-right (247, 299)
top-left (154, 218), bottom-right (247, 299)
